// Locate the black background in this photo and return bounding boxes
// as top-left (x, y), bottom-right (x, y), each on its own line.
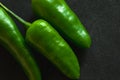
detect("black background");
top-left (0, 0), bottom-right (120, 80)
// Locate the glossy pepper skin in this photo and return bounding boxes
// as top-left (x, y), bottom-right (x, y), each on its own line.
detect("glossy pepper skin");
top-left (32, 0), bottom-right (91, 48)
top-left (26, 19), bottom-right (80, 79)
top-left (0, 7), bottom-right (41, 80)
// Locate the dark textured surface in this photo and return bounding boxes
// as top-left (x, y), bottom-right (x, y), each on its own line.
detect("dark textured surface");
top-left (0, 0), bottom-right (120, 80)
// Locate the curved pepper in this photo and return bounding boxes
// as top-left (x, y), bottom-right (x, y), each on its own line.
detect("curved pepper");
top-left (0, 7), bottom-right (41, 80)
top-left (26, 19), bottom-right (80, 79)
top-left (32, 0), bottom-right (91, 48)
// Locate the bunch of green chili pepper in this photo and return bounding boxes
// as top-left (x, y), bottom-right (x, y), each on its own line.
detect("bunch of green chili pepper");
top-left (0, 0), bottom-right (91, 79)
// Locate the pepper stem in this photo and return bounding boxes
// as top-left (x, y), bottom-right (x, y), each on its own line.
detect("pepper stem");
top-left (0, 2), bottom-right (31, 29)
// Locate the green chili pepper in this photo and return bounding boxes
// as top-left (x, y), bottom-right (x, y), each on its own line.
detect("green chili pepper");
top-left (32, 0), bottom-right (92, 48)
top-left (0, 7), bottom-right (41, 80)
top-left (26, 19), bottom-right (80, 79)
top-left (0, 3), bottom-right (80, 79)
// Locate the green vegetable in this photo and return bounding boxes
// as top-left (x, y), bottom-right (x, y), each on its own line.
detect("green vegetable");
top-left (32, 0), bottom-right (91, 48)
top-left (26, 19), bottom-right (80, 79)
top-left (0, 3), bottom-right (80, 79)
top-left (0, 7), bottom-right (41, 80)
